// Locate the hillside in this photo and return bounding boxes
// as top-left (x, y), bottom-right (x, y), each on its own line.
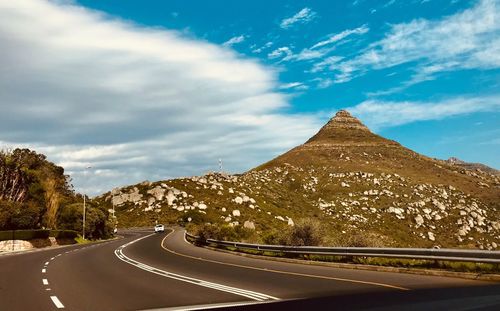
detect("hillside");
top-left (97, 111), bottom-right (500, 250)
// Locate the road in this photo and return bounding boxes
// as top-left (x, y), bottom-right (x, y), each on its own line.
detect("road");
top-left (0, 227), bottom-right (499, 310)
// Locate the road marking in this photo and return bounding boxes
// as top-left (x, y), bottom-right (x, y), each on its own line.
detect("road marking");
top-left (114, 234), bottom-right (278, 302)
top-left (162, 229), bottom-right (409, 291)
top-left (50, 296), bottom-right (64, 309)
top-left (50, 257), bottom-right (55, 260)
top-left (45, 261), bottom-right (49, 265)
top-left (42, 279), bottom-right (49, 285)
top-left (42, 268), bottom-right (46, 273)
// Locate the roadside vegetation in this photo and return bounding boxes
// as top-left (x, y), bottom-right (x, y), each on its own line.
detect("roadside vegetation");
top-left (0, 149), bottom-right (113, 240)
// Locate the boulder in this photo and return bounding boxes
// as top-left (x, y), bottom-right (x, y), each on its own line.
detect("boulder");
top-left (234, 197), bottom-right (243, 204)
top-left (414, 215), bottom-right (424, 228)
top-left (243, 221), bottom-right (255, 230)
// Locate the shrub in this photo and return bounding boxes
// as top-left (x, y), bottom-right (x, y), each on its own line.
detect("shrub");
top-left (49, 229), bottom-right (78, 239)
top-left (194, 223), bottom-right (254, 243)
top-left (0, 229), bottom-right (50, 241)
top-left (57, 203), bottom-right (113, 240)
top-left (266, 218), bottom-right (323, 246)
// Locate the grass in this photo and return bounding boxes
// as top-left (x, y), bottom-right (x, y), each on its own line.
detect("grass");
top-left (75, 236), bottom-right (92, 244)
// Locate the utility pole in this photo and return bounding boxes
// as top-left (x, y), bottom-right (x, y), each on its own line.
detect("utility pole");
top-left (82, 166), bottom-right (92, 240)
top-left (219, 158), bottom-right (223, 173)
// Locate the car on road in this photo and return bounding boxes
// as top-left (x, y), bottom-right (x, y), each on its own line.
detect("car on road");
top-left (154, 224), bottom-right (165, 233)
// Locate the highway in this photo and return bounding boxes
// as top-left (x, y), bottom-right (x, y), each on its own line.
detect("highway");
top-left (0, 228), bottom-right (499, 310)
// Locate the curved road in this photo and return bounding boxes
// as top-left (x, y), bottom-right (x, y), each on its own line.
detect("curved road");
top-left (0, 228), bottom-right (499, 310)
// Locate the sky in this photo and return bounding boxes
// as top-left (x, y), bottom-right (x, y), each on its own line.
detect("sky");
top-left (0, 0), bottom-right (499, 195)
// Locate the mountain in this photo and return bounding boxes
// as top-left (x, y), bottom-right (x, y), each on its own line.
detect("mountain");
top-left (444, 157), bottom-right (499, 177)
top-left (97, 111), bottom-right (500, 249)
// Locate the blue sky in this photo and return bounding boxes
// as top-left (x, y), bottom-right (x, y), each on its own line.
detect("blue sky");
top-left (0, 0), bottom-right (498, 194)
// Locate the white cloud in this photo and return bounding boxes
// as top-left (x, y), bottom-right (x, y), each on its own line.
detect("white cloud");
top-left (329, 0), bottom-right (500, 85)
top-left (280, 7), bottom-right (317, 29)
top-left (268, 46), bottom-right (293, 59)
top-left (279, 82), bottom-right (309, 91)
top-left (347, 95), bottom-right (500, 129)
top-left (252, 41), bottom-right (273, 53)
top-left (315, 78), bottom-right (334, 89)
top-left (311, 25), bottom-right (369, 49)
top-left (0, 0), bottom-right (322, 195)
top-left (311, 56), bottom-right (344, 73)
top-left (222, 35), bottom-right (246, 47)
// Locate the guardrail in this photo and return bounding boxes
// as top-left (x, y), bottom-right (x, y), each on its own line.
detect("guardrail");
top-left (185, 232), bottom-right (500, 264)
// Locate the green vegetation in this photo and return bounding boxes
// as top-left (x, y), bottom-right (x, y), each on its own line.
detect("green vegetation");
top-left (0, 148), bottom-right (113, 240)
top-left (262, 218), bottom-right (323, 246)
top-left (0, 229), bottom-right (78, 241)
top-left (193, 223), bottom-right (255, 243)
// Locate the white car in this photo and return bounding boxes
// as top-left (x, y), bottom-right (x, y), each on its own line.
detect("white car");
top-left (154, 224), bottom-right (165, 233)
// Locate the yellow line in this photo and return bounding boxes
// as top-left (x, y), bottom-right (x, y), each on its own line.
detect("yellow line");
top-left (160, 229), bottom-right (409, 291)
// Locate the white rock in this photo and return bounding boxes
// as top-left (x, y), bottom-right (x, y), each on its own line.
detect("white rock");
top-left (221, 207), bottom-right (227, 212)
top-left (341, 182), bottom-right (350, 188)
top-left (243, 221), bottom-right (255, 230)
top-left (165, 190), bottom-right (176, 206)
top-left (147, 186), bottom-right (166, 201)
top-left (234, 197), bottom-right (243, 204)
top-left (427, 232), bottom-right (435, 241)
top-left (198, 203), bottom-right (207, 210)
top-left (415, 215), bottom-right (424, 227)
top-left (228, 188), bottom-right (234, 194)
top-left (288, 218), bottom-right (295, 226)
top-left (232, 210), bottom-right (241, 217)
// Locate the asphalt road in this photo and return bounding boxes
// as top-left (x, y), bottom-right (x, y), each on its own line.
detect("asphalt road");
top-left (0, 227), bottom-right (499, 310)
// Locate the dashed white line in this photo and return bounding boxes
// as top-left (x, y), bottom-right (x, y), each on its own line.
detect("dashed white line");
top-left (42, 279), bottom-right (49, 285)
top-left (42, 268), bottom-right (46, 273)
top-left (45, 261), bottom-right (49, 265)
top-left (50, 296), bottom-right (64, 309)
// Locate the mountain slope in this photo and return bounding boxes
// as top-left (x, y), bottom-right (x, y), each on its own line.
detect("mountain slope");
top-left (98, 111), bottom-right (500, 249)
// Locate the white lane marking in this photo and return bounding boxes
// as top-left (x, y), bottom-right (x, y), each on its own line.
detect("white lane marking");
top-left (166, 300), bottom-right (274, 310)
top-left (45, 261), bottom-right (49, 266)
top-left (50, 296), bottom-right (65, 309)
top-left (50, 257), bottom-right (55, 260)
top-left (42, 279), bottom-right (49, 285)
top-left (42, 269), bottom-right (46, 273)
top-left (46, 288), bottom-right (51, 291)
top-left (114, 234), bottom-right (279, 302)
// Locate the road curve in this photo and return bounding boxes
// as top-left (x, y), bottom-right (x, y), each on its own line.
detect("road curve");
top-left (0, 227), bottom-right (498, 310)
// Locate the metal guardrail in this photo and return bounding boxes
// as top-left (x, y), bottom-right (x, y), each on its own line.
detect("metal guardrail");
top-left (185, 232), bottom-right (500, 264)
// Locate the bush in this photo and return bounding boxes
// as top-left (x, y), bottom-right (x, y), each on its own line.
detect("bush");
top-left (49, 229), bottom-right (78, 239)
top-left (195, 223), bottom-right (254, 243)
top-left (264, 218), bottom-right (323, 246)
top-left (57, 203), bottom-right (113, 240)
top-left (0, 200), bottom-right (41, 230)
top-left (0, 229), bottom-right (50, 241)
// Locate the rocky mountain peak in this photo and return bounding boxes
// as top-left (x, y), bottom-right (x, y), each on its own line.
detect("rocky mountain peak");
top-left (304, 109), bottom-right (384, 145)
top-left (327, 110), bottom-right (370, 131)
